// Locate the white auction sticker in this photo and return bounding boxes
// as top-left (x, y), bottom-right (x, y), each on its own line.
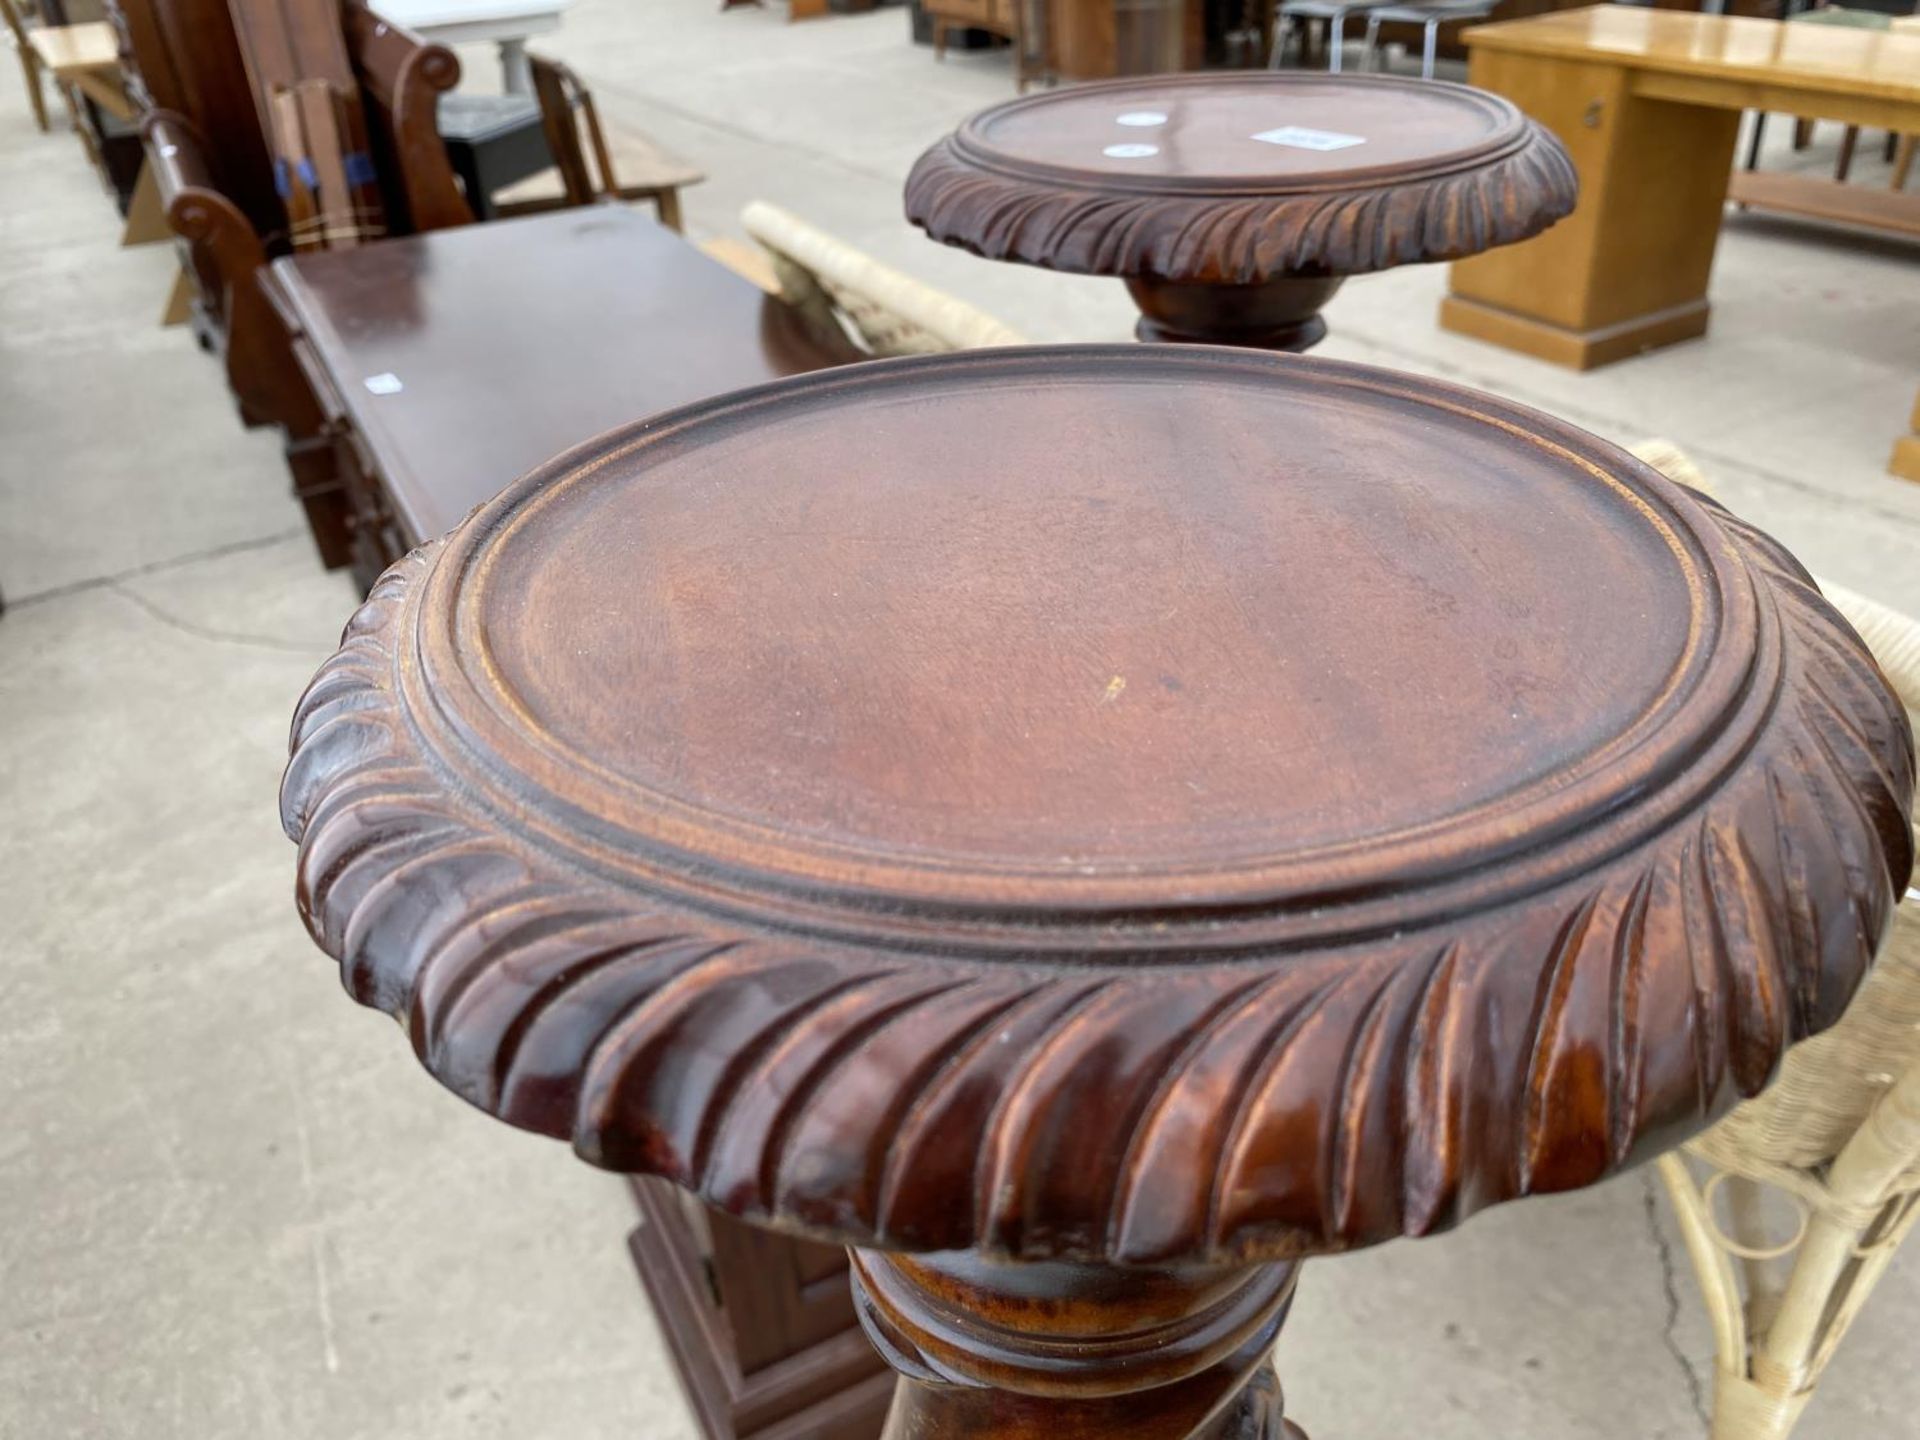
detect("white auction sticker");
top-left (1249, 126), bottom-right (1367, 152)
top-left (1103, 143), bottom-right (1160, 159)
top-left (1115, 110), bottom-right (1168, 127)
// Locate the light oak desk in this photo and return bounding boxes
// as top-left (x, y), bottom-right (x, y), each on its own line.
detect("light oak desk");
top-left (1441, 6), bottom-right (1920, 372)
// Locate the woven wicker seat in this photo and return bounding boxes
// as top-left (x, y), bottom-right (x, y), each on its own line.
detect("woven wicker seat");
top-left (739, 200), bottom-right (1026, 357)
top-left (1632, 439), bottom-right (1920, 1440)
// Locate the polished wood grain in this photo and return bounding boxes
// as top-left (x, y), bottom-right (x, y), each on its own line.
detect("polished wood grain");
top-left (1461, 5), bottom-right (1920, 111)
top-left (261, 206), bottom-right (862, 571)
top-left (283, 343), bottom-right (1913, 1437)
top-left (908, 73), bottom-right (1574, 350)
top-left (1443, 5), bottom-right (1920, 369)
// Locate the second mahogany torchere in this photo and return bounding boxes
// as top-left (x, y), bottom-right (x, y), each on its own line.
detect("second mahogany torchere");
top-left (905, 73), bottom-right (1576, 351)
top-left (282, 346), bottom-right (1913, 1439)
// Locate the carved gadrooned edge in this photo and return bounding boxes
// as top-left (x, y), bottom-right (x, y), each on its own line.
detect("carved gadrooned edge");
top-left (282, 506), bottom-right (1913, 1269)
top-left (904, 118), bottom-right (1577, 283)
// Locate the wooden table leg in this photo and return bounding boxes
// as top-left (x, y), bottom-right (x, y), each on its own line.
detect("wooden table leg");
top-left (1440, 50), bottom-right (1739, 369)
top-left (1891, 384), bottom-right (1920, 485)
top-left (853, 1250), bottom-right (1302, 1440)
top-left (498, 36), bottom-right (532, 94)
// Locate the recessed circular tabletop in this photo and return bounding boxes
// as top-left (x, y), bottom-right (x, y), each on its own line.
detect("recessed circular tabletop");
top-left (905, 73), bottom-right (1578, 282)
top-left (452, 348), bottom-right (1711, 919)
top-left (951, 73), bottom-right (1526, 191)
top-left (284, 345), bottom-right (1912, 1265)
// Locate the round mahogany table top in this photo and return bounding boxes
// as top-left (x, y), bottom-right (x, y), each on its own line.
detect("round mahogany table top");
top-left (905, 73), bottom-right (1577, 283)
top-left (283, 345), bottom-right (1912, 1268)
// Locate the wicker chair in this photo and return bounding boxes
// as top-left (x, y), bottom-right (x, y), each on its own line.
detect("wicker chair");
top-left (1632, 439), bottom-right (1920, 1440)
top-left (738, 200), bottom-right (1026, 357)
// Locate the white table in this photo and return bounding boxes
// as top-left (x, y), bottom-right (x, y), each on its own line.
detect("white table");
top-left (372, 0), bottom-right (573, 93)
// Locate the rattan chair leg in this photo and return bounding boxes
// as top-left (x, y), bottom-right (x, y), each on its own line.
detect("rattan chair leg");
top-left (1659, 1063), bottom-right (1920, 1440)
top-left (1759, 1062), bottom-right (1920, 1388)
top-left (1723, 1175), bottom-right (1788, 1334)
top-left (1657, 1155), bottom-right (1750, 1389)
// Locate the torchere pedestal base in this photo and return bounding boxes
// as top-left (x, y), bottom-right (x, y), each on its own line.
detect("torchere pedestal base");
top-left (1126, 276), bottom-right (1343, 354)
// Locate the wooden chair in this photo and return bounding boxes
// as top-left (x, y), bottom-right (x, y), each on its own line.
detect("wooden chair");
top-left (737, 200), bottom-right (1026, 356)
top-left (340, 0), bottom-right (470, 233)
top-left (491, 53), bottom-right (701, 231)
top-left (2, 0), bottom-right (50, 130)
top-left (116, 0), bottom-right (470, 571)
top-left (29, 20), bottom-right (136, 191)
top-left (1635, 440), bottom-right (1920, 1440)
top-left (924, 0), bottom-right (1047, 90)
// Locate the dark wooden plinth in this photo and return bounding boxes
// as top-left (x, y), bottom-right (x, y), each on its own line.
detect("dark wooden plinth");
top-left (628, 1180), bottom-right (892, 1440)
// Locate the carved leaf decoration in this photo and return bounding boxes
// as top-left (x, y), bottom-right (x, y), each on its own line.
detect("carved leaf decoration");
top-left (282, 497), bottom-right (1913, 1267)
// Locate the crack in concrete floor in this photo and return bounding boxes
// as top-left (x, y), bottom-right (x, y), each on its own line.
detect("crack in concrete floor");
top-left (1643, 1170), bottom-right (1713, 1430)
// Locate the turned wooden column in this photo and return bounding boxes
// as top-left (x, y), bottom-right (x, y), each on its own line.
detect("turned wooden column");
top-left (906, 74), bottom-right (1576, 352)
top-left (854, 1252), bottom-right (1300, 1440)
top-left (282, 345), bottom-right (1914, 1439)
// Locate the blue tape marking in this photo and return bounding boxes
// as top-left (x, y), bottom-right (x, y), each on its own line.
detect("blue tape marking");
top-left (274, 157), bottom-right (291, 198)
top-left (343, 152), bottom-right (377, 187)
top-left (297, 158), bottom-right (319, 188)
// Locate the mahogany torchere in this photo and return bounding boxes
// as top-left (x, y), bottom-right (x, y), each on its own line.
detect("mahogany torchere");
top-left (905, 73), bottom-right (1575, 351)
top-left (282, 345), bottom-right (1914, 1438)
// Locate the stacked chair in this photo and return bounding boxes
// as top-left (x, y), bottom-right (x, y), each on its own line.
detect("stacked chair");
top-left (114, 0), bottom-right (472, 570)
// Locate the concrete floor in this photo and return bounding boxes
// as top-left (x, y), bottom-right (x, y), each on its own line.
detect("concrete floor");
top-left (2, 4), bottom-right (1917, 1437)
